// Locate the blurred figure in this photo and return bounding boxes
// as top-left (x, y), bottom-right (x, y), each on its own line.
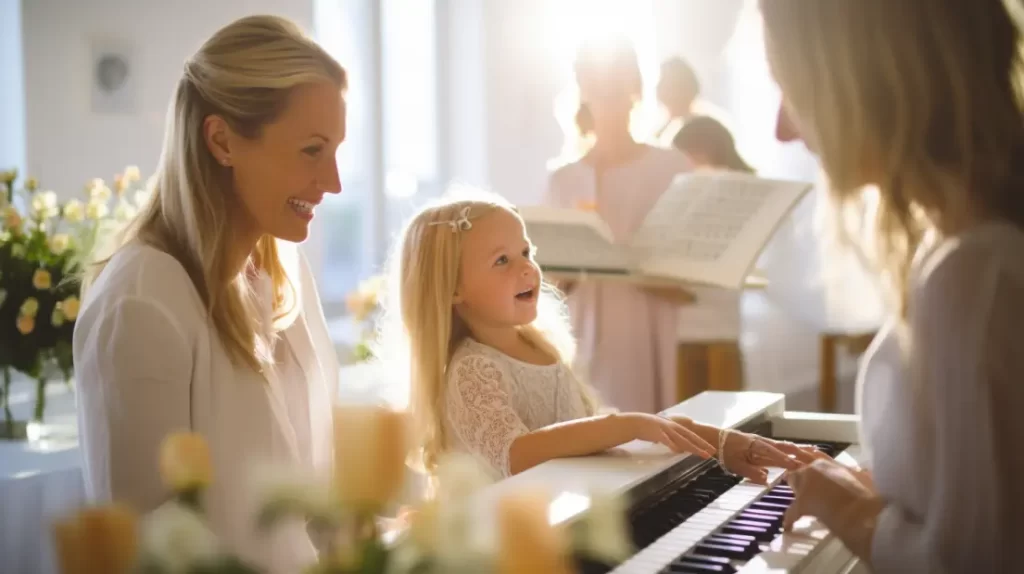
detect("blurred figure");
top-left (655, 56), bottom-right (701, 147)
top-left (545, 35), bottom-right (693, 413)
top-left (671, 114), bottom-right (753, 398)
top-left (673, 115), bottom-right (754, 173)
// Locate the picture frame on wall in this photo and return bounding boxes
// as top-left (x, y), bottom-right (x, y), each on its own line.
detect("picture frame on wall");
top-left (90, 38), bottom-right (137, 114)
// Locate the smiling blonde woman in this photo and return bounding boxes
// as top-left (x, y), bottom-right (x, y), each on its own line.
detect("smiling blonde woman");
top-left (73, 15), bottom-right (346, 572)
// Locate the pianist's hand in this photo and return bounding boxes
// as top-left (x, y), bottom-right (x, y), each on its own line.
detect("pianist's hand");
top-left (782, 458), bottom-right (884, 560)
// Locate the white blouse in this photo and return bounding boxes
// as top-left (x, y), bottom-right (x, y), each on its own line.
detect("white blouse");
top-left (442, 338), bottom-right (593, 478)
top-left (858, 221), bottom-right (1024, 572)
top-left (73, 241), bottom-right (340, 574)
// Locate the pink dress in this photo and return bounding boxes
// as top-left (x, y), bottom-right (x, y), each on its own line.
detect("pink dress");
top-left (544, 146), bottom-right (689, 413)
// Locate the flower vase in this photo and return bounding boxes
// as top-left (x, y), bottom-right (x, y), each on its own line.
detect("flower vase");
top-left (0, 368), bottom-right (28, 441)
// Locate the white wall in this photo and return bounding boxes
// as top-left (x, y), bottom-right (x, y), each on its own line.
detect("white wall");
top-left (22, 0), bottom-right (314, 199)
top-left (0, 0), bottom-right (26, 177)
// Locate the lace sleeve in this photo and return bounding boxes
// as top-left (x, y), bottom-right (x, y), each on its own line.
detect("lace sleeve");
top-left (445, 355), bottom-right (530, 477)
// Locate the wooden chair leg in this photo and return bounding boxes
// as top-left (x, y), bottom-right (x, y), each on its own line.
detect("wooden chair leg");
top-left (819, 335), bottom-right (837, 413)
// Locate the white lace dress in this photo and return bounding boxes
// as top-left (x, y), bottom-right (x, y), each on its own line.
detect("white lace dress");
top-left (443, 338), bottom-right (595, 478)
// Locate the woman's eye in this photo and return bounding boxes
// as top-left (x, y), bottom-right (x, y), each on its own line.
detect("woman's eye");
top-left (495, 255), bottom-right (508, 266)
top-left (303, 145), bottom-right (323, 157)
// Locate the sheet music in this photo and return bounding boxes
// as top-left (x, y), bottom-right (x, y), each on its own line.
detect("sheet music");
top-left (634, 176), bottom-right (772, 262)
top-left (518, 206), bottom-right (631, 273)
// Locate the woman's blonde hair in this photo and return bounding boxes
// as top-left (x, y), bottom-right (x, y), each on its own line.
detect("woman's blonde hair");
top-left (83, 15), bottom-right (347, 371)
top-left (760, 0), bottom-right (1024, 316)
top-left (378, 187), bottom-right (597, 474)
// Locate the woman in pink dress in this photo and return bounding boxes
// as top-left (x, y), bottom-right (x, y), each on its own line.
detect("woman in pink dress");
top-left (545, 36), bottom-right (691, 413)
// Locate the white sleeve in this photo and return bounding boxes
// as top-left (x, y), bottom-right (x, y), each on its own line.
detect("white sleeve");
top-left (445, 355), bottom-right (530, 477)
top-left (74, 295), bottom-right (193, 512)
top-left (870, 242), bottom-right (1024, 572)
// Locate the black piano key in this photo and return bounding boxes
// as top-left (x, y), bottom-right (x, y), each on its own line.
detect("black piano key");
top-left (751, 501), bottom-right (790, 511)
top-left (729, 518), bottom-right (774, 530)
top-left (722, 524), bottom-right (774, 541)
top-left (760, 495), bottom-right (794, 505)
top-left (665, 562), bottom-right (731, 573)
top-left (693, 541), bottom-right (749, 559)
top-left (707, 532), bottom-right (756, 544)
top-left (680, 554), bottom-right (733, 567)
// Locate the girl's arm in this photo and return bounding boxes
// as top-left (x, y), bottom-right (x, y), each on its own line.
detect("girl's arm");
top-left (509, 412), bottom-right (713, 476)
top-left (446, 355), bottom-right (713, 478)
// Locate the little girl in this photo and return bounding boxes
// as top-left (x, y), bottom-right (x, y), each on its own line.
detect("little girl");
top-left (384, 190), bottom-right (815, 481)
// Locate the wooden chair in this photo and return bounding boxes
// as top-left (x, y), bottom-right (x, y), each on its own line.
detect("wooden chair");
top-left (818, 331), bottom-right (876, 412)
top-left (676, 341), bottom-right (744, 402)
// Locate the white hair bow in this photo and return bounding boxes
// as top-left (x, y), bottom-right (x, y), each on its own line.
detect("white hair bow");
top-left (429, 206), bottom-right (473, 232)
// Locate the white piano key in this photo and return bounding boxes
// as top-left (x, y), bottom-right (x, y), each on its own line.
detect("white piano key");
top-left (609, 469), bottom-right (788, 573)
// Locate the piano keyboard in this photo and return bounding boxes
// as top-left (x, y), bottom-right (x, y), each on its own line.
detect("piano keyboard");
top-left (473, 392), bottom-right (866, 574)
top-left (580, 441), bottom-right (857, 574)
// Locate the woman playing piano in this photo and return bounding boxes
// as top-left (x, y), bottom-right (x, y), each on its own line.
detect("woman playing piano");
top-left (762, 0), bottom-right (1024, 571)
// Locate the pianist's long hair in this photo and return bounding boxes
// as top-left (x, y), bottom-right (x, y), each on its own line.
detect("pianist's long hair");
top-left (760, 0), bottom-right (1024, 319)
top-left (378, 186), bottom-right (598, 475)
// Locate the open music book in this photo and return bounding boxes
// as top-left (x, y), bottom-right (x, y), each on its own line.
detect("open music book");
top-left (520, 172), bottom-right (813, 289)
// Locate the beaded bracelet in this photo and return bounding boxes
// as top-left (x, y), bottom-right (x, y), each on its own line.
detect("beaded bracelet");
top-left (717, 428), bottom-right (733, 474)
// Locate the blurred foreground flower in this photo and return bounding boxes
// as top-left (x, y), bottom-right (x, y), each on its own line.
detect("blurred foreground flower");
top-left (332, 405), bottom-right (409, 511)
top-left (496, 490), bottom-right (573, 574)
top-left (53, 504), bottom-right (139, 574)
top-left (159, 431), bottom-right (213, 507)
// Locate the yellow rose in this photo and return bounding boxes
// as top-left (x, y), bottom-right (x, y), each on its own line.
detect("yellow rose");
top-left (63, 199), bottom-right (85, 223)
top-left (86, 199), bottom-right (109, 220)
top-left (50, 233), bottom-right (70, 255)
top-left (51, 306), bottom-right (65, 327)
top-left (159, 432), bottom-right (213, 492)
top-left (496, 490), bottom-right (573, 574)
top-left (17, 314), bottom-right (35, 335)
top-left (3, 206), bottom-right (22, 230)
top-left (25, 177), bottom-right (38, 192)
top-left (33, 269), bottom-right (52, 290)
top-left (0, 169), bottom-right (15, 184)
top-left (114, 173), bottom-right (127, 195)
top-left (61, 296), bottom-right (80, 321)
top-left (53, 504), bottom-right (139, 574)
top-left (332, 405), bottom-right (410, 510)
top-left (123, 165), bottom-right (141, 184)
top-left (20, 297), bottom-right (39, 317)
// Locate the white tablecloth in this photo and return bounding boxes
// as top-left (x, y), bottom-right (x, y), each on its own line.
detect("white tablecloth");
top-left (0, 377), bottom-right (84, 574)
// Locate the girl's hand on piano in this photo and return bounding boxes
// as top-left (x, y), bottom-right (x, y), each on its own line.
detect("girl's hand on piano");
top-left (624, 413), bottom-right (716, 458)
top-left (719, 433), bottom-right (814, 484)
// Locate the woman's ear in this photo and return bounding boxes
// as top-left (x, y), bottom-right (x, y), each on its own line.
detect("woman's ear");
top-left (203, 114), bottom-right (234, 166)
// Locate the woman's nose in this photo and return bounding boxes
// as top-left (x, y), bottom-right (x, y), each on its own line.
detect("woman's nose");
top-left (775, 103), bottom-right (801, 143)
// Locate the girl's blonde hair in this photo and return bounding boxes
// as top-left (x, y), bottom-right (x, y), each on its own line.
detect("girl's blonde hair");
top-left (760, 0), bottom-right (1024, 317)
top-left (83, 15), bottom-right (346, 371)
top-left (379, 187), bottom-right (597, 474)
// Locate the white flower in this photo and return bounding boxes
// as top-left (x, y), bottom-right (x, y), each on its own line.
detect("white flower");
top-left (31, 191), bottom-right (59, 219)
top-left (251, 464), bottom-right (335, 521)
top-left (574, 490), bottom-right (633, 564)
top-left (141, 502), bottom-right (221, 573)
top-left (86, 198), bottom-right (109, 220)
top-left (49, 233), bottom-right (70, 255)
top-left (431, 454), bottom-right (496, 564)
top-left (87, 179), bottom-right (112, 202)
top-left (113, 199), bottom-right (137, 222)
top-left (63, 199), bottom-right (85, 223)
top-left (123, 165), bottom-right (141, 184)
top-left (134, 188), bottom-right (152, 209)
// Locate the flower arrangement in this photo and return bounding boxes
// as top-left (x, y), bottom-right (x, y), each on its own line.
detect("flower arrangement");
top-left (52, 405), bottom-right (632, 573)
top-left (0, 167), bottom-right (149, 439)
top-left (345, 275), bottom-right (385, 363)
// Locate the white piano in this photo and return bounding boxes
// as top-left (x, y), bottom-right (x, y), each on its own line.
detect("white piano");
top-left (476, 391), bottom-right (869, 574)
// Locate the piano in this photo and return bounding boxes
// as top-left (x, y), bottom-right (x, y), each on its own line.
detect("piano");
top-left (477, 391), bottom-right (869, 574)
